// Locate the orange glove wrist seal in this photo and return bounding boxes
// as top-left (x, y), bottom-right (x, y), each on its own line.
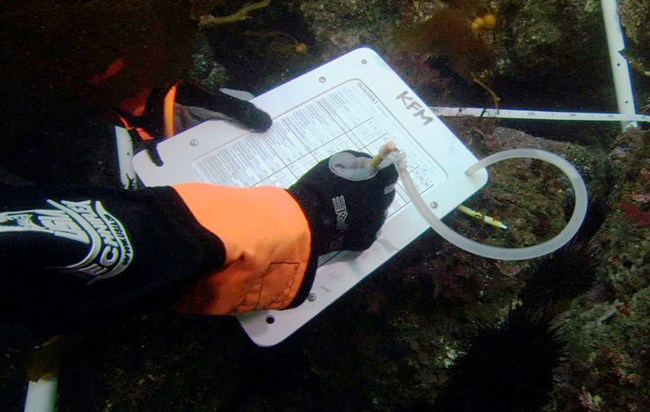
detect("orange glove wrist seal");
top-left (172, 184), bottom-right (312, 315)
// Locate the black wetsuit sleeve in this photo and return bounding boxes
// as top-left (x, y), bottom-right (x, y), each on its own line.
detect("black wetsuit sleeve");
top-left (0, 184), bottom-right (225, 333)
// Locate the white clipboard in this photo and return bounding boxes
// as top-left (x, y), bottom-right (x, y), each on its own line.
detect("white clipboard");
top-left (133, 47), bottom-right (488, 346)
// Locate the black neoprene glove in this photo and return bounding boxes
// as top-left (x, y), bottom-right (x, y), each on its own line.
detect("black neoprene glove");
top-left (288, 151), bottom-right (398, 256)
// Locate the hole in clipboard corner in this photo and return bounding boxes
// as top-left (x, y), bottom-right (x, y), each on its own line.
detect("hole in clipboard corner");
top-left (361, 59), bottom-right (368, 64)
top-left (319, 76), bottom-right (327, 83)
top-left (266, 315), bottom-right (275, 324)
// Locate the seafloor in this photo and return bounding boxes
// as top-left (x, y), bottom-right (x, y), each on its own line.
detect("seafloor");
top-left (1, 1), bottom-right (649, 411)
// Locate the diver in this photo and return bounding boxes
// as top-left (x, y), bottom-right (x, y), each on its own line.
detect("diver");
top-left (1, 0), bottom-right (400, 346)
top-left (0, 151), bottom-right (397, 344)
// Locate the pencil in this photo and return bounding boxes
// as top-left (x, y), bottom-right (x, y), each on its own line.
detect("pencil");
top-left (457, 205), bottom-right (508, 230)
top-left (369, 141), bottom-right (397, 169)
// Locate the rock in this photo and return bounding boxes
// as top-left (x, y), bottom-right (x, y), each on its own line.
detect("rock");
top-left (502, 0), bottom-right (604, 76)
top-left (619, 0), bottom-right (650, 50)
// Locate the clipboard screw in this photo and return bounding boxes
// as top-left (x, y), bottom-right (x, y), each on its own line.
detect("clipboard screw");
top-left (307, 293), bottom-right (317, 302)
top-left (361, 59), bottom-right (367, 64)
top-left (430, 201), bottom-right (438, 209)
top-left (318, 76), bottom-right (326, 83)
top-left (190, 139), bottom-right (199, 147)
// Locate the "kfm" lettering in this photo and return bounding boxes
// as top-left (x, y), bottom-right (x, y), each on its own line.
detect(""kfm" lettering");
top-left (396, 91), bottom-right (433, 126)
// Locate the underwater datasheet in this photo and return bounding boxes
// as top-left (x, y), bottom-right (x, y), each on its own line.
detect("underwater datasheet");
top-left (191, 80), bottom-right (445, 216)
top-left (133, 47), bottom-right (488, 346)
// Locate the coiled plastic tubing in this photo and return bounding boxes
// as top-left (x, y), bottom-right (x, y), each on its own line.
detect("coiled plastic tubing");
top-left (387, 149), bottom-right (589, 261)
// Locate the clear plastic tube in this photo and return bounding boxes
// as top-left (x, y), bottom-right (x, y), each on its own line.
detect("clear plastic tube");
top-left (389, 149), bottom-right (589, 260)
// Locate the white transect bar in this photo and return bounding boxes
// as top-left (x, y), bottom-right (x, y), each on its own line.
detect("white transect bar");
top-left (601, 0), bottom-right (638, 130)
top-left (115, 126), bottom-right (138, 190)
top-left (23, 374), bottom-right (57, 412)
top-left (429, 106), bottom-right (650, 122)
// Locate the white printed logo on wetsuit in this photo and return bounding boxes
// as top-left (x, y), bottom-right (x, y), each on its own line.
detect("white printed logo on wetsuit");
top-left (0, 199), bottom-right (134, 284)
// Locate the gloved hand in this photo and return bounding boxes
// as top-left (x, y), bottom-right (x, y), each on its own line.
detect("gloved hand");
top-left (288, 151), bottom-right (398, 256)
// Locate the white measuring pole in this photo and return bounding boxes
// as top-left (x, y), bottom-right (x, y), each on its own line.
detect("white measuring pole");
top-left (115, 126), bottom-right (138, 189)
top-left (429, 107), bottom-right (650, 122)
top-left (601, 0), bottom-right (638, 130)
top-left (23, 373), bottom-right (58, 412)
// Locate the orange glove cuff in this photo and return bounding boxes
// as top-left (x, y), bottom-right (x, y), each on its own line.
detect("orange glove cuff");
top-left (172, 184), bottom-right (312, 315)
